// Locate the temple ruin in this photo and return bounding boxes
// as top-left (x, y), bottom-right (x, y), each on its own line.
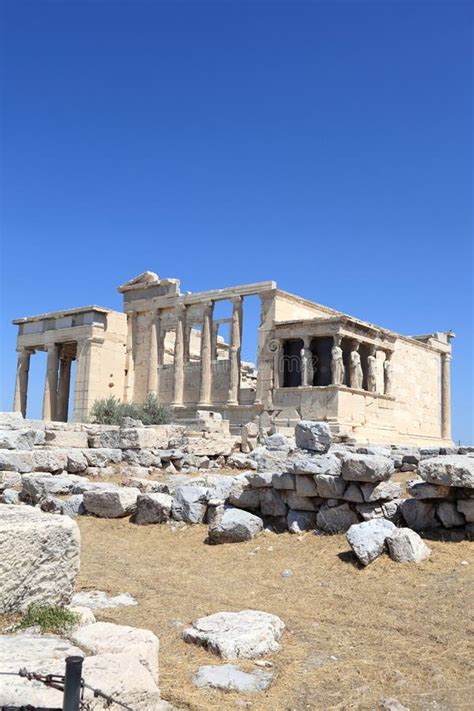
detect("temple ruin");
top-left (12, 271), bottom-right (454, 445)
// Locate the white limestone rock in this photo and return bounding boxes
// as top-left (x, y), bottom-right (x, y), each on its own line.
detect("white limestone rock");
top-left (84, 448), bottom-right (122, 468)
top-left (21, 473), bottom-right (84, 503)
top-left (62, 494), bottom-right (86, 518)
top-left (0, 428), bottom-right (43, 450)
top-left (249, 446), bottom-right (289, 473)
top-left (0, 488), bottom-right (19, 504)
top-left (406, 478), bottom-right (451, 499)
top-left (32, 449), bottom-right (68, 473)
top-left (316, 503), bottom-right (359, 533)
top-left (457, 499), bottom-right (474, 522)
top-left (282, 492), bottom-right (319, 511)
top-left (44, 430), bottom-right (89, 448)
top-left (171, 485), bottom-right (208, 523)
top-left (247, 471), bottom-right (274, 488)
top-left (271, 471), bottom-right (296, 490)
top-left (65, 448), bottom-right (89, 473)
top-left (183, 609), bottom-right (284, 659)
top-left (360, 481), bottom-right (402, 502)
top-left (0, 411), bottom-right (25, 429)
top-left (314, 473), bottom-right (346, 499)
top-left (342, 454), bottom-right (394, 483)
top-left (0, 449), bottom-right (34, 473)
top-left (294, 421), bottom-right (331, 453)
top-left (71, 590), bottom-right (138, 609)
top-left (295, 474), bottom-right (319, 497)
top-left (208, 508), bottom-right (263, 543)
top-left (342, 483), bottom-right (364, 503)
top-left (386, 528), bottom-right (432, 563)
top-left (228, 482), bottom-right (261, 510)
top-left (419, 455), bottom-right (474, 489)
top-left (346, 518), bottom-right (396, 566)
top-left (259, 488), bottom-right (287, 517)
top-left (135, 493), bottom-right (173, 525)
top-left (287, 509), bottom-right (317, 533)
top-left (83, 487), bottom-right (140, 518)
top-left (66, 604), bottom-right (96, 627)
top-left (0, 505), bottom-right (80, 612)
top-left (0, 470), bottom-right (21, 490)
top-left (69, 621), bottom-right (159, 682)
top-left (192, 663), bottom-right (273, 692)
top-left (263, 433), bottom-right (291, 451)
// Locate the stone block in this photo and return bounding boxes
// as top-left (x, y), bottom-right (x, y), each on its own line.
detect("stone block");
top-left (295, 474), bottom-right (319, 497)
top-left (386, 528), bottom-right (432, 563)
top-left (287, 509), bottom-right (317, 533)
top-left (208, 508), bottom-right (263, 543)
top-left (83, 488), bottom-right (140, 518)
top-left (436, 501), bottom-right (465, 528)
top-left (259, 488), bottom-right (287, 517)
top-left (289, 452), bottom-right (342, 477)
top-left (84, 448), bottom-right (122, 468)
top-left (294, 421), bottom-right (331, 453)
top-left (135, 493), bottom-right (173, 524)
top-left (271, 472), bottom-right (296, 490)
top-left (228, 483), bottom-right (261, 510)
top-left (360, 481), bottom-right (402, 502)
top-left (419, 456), bottom-right (474, 488)
top-left (171, 485), bottom-right (208, 523)
top-left (32, 449), bottom-right (68, 473)
top-left (346, 518), bottom-right (396, 566)
top-left (313, 474), bottom-right (346, 499)
top-left (0, 449), bottom-right (34, 473)
top-left (457, 499), bottom-right (474, 522)
top-left (342, 483), bottom-right (364, 503)
top-left (406, 478), bottom-right (451, 499)
top-left (0, 505), bottom-right (80, 612)
top-left (192, 664), bottom-right (272, 692)
top-left (316, 503), bottom-right (359, 533)
top-left (282, 492), bottom-right (319, 511)
top-left (401, 499), bottom-right (439, 530)
top-left (44, 430), bottom-right (89, 448)
top-left (0, 429), bottom-right (43, 450)
top-left (341, 454), bottom-right (394, 483)
top-left (21, 474), bottom-right (84, 504)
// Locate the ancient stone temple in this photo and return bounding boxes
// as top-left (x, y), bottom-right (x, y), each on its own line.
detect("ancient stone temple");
top-left (12, 271), bottom-right (454, 445)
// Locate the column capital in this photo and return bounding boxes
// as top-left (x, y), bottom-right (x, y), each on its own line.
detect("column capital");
top-left (442, 352), bottom-right (452, 362)
top-left (230, 294), bottom-right (243, 305)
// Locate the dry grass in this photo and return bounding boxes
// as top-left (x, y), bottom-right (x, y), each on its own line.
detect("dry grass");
top-left (75, 517), bottom-right (474, 711)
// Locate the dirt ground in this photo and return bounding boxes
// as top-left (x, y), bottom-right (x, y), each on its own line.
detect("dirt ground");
top-left (75, 517), bottom-right (474, 711)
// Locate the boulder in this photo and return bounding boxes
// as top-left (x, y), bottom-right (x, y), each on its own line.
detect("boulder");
top-left (287, 509), bottom-right (317, 533)
top-left (0, 428), bottom-right (43, 450)
top-left (65, 449), bottom-right (89, 473)
top-left (69, 621), bottom-right (159, 682)
top-left (406, 478), bottom-right (451, 499)
top-left (419, 455), bottom-right (474, 488)
top-left (401, 499), bottom-right (439, 531)
top-left (21, 473), bottom-right (84, 503)
top-left (84, 448), bottom-right (122, 468)
top-left (436, 501), bottom-right (465, 528)
top-left (81, 651), bottom-right (162, 708)
top-left (0, 505), bottom-right (80, 612)
top-left (386, 528), bottom-right (432, 563)
top-left (259, 488), bottom-right (287, 517)
top-left (44, 430), bottom-right (89, 448)
top-left (342, 454), bottom-right (394, 483)
top-left (171, 485), bottom-right (208, 523)
top-left (192, 664), bottom-right (272, 692)
top-left (294, 421), bottom-right (331, 453)
top-left (135, 493), bottom-right (173, 524)
top-left (289, 452), bottom-right (342, 476)
top-left (83, 488), bottom-right (140, 518)
top-left (208, 508), bottom-right (263, 543)
top-left (316, 503), bottom-right (359, 533)
top-left (346, 519), bottom-right (396, 566)
top-left (457, 499), bottom-right (474, 522)
top-left (183, 609), bottom-right (284, 659)
top-left (313, 473), bottom-right (346, 499)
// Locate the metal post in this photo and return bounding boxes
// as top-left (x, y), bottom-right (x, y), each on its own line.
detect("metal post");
top-left (62, 655), bottom-right (83, 711)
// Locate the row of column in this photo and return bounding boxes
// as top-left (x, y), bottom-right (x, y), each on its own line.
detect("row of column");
top-left (13, 344), bottom-right (73, 421)
top-left (126, 296), bottom-right (244, 408)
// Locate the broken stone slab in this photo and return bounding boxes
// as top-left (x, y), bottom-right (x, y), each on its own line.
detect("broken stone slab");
top-left (0, 470), bottom-right (21, 490)
top-left (313, 473), bottom-right (346, 499)
top-left (183, 435), bottom-right (235, 457)
top-left (122, 449), bottom-right (162, 468)
top-left (21, 473), bottom-right (85, 503)
top-left (282, 492), bottom-right (319, 511)
top-left (287, 509), bottom-right (317, 533)
top-left (0, 428), bottom-right (44, 450)
top-left (0, 411), bottom-right (25, 429)
top-left (316, 503), bottom-right (359, 533)
top-left (457, 499), bottom-right (474, 522)
top-left (342, 483), bottom-right (364, 503)
top-left (208, 508), bottom-right (263, 543)
top-left (360, 481), bottom-right (402, 502)
top-left (183, 609), bottom-right (284, 659)
top-left (401, 499), bottom-right (439, 531)
top-left (192, 663), bottom-right (273, 692)
top-left (83, 487), bottom-right (140, 518)
top-left (294, 421), bottom-right (331, 453)
top-left (71, 590), bottom-right (138, 610)
top-left (386, 528), bottom-right (432, 563)
top-left (247, 471), bottom-right (275, 488)
top-left (62, 494), bottom-right (86, 518)
top-left (259, 488), bottom-right (287, 517)
top-left (81, 651), bottom-right (162, 708)
top-left (341, 454), bottom-right (394, 483)
top-left (346, 518), bottom-right (396, 566)
top-left (271, 471), bottom-right (296, 490)
top-left (171, 485), bottom-right (208, 523)
top-left (249, 446), bottom-right (289, 473)
top-left (262, 433), bottom-right (291, 451)
top-left (419, 455), bottom-right (474, 488)
top-left (0, 488), bottom-right (19, 504)
top-left (0, 505), bottom-right (80, 612)
top-left (69, 621), bottom-right (159, 682)
top-left (193, 473), bottom-right (238, 501)
top-left (227, 452), bottom-right (258, 470)
top-left (135, 493), bottom-right (173, 525)
top-left (31, 449), bottom-right (68, 473)
top-left (83, 448), bottom-right (122, 468)
top-left (64, 448), bottom-right (89, 473)
top-left (0, 449), bottom-right (34, 473)
top-left (295, 474), bottom-right (319, 497)
top-left (436, 501), bottom-right (465, 528)
top-left (357, 446), bottom-right (393, 458)
top-left (289, 452), bottom-right (342, 477)
top-left (406, 478), bottom-right (451, 499)
top-left (228, 482), bottom-right (261, 510)
top-left (71, 481), bottom-right (120, 494)
top-left (44, 430), bottom-right (89, 448)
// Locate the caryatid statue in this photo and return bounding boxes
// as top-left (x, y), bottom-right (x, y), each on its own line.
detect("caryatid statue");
top-left (300, 340), bottom-right (314, 386)
top-left (331, 335), bottom-right (345, 385)
top-left (367, 345), bottom-right (377, 392)
top-left (350, 341), bottom-right (364, 390)
top-left (384, 352), bottom-right (393, 396)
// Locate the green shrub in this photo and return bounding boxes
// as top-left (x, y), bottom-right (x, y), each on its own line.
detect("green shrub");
top-left (15, 604), bottom-right (79, 634)
top-left (89, 394), bottom-right (170, 425)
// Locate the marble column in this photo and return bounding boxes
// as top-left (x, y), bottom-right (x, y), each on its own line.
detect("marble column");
top-left (199, 300), bottom-right (213, 406)
top-left (42, 344), bottom-right (59, 420)
top-left (124, 312), bottom-right (136, 403)
top-left (227, 296), bottom-right (243, 406)
top-left (148, 310), bottom-right (160, 396)
top-left (441, 352), bottom-right (451, 440)
top-left (13, 348), bottom-right (31, 416)
top-left (172, 303), bottom-right (186, 406)
top-left (56, 357), bottom-right (72, 422)
top-left (273, 339), bottom-right (282, 389)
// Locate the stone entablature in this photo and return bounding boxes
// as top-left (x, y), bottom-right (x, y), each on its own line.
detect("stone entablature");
top-left (11, 272), bottom-right (454, 446)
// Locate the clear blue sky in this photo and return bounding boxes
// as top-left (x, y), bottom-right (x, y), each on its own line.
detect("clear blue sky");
top-left (1, 0), bottom-right (472, 442)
